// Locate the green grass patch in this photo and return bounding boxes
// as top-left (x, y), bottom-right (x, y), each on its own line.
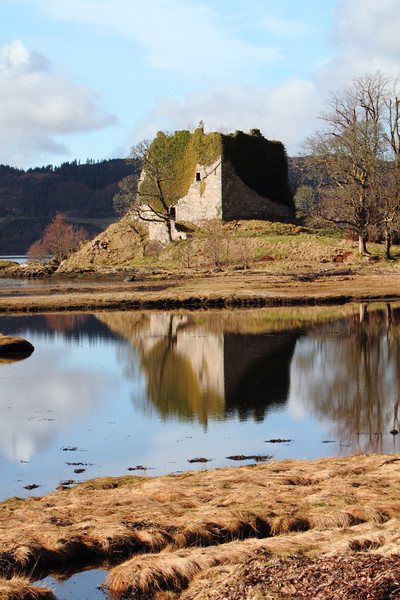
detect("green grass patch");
top-left (0, 260), bottom-right (18, 269)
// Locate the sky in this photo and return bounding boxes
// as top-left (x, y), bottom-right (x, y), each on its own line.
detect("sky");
top-left (1, 0), bottom-right (400, 169)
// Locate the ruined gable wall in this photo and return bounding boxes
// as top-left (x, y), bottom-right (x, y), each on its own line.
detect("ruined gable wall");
top-left (221, 159), bottom-right (293, 221)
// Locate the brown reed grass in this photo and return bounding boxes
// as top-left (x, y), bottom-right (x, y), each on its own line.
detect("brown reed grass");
top-left (106, 542), bottom-right (261, 597)
top-left (1, 454), bottom-right (400, 598)
top-left (106, 517), bottom-right (400, 598)
top-left (0, 576), bottom-right (55, 600)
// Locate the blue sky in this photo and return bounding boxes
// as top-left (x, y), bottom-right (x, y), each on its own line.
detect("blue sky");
top-left (1, 0), bottom-right (400, 168)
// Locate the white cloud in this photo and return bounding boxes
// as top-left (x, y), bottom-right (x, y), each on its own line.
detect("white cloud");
top-left (335, 0), bottom-right (400, 56)
top-left (6, 0), bottom-right (400, 165)
top-left (0, 40), bottom-right (116, 166)
top-left (3, 1), bottom-right (328, 161)
top-left (0, 38), bottom-right (49, 73)
top-left (0, 360), bottom-right (111, 462)
top-left (133, 0), bottom-right (400, 153)
top-left (132, 77), bottom-right (320, 155)
top-left (316, 0), bottom-right (400, 90)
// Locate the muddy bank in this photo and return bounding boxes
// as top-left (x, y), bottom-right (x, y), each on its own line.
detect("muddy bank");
top-left (1, 454), bottom-right (400, 598)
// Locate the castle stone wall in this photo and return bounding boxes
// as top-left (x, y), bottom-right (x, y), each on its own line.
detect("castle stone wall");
top-left (221, 160), bottom-right (292, 221)
top-left (174, 158), bottom-right (222, 224)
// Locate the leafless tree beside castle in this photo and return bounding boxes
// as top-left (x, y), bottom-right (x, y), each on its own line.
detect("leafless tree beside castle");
top-left (304, 72), bottom-right (400, 257)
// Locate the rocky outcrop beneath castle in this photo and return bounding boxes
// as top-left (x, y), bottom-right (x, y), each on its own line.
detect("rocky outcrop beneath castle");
top-left (56, 214), bottom-right (146, 275)
top-left (0, 261), bottom-right (58, 278)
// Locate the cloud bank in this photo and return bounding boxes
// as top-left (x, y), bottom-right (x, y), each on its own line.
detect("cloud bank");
top-left (0, 40), bottom-right (115, 166)
top-left (27, 0), bottom-right (284, 81)
top-left (134, 78), bottom-right (320, 153)
top-left (315, 0), bottom-right (400, 90)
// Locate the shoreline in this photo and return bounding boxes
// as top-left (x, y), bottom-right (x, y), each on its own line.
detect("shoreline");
top-left (2, 270), bottom-right (400, 313)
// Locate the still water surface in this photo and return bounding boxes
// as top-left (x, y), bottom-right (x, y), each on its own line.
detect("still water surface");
top-left (1, 304), bottom-right (399, 504)
top-left (0, 255), bottom-right (28, 263)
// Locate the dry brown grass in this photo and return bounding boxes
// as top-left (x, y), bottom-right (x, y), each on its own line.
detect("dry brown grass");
top-left (1, 454), bottom-right (400, 598)
top-left (106, 517), bottom-right (400, 599)
top-left (0, 576), bottom-right (55, 600)
top-left (106, 543), bottom-right (261, 597)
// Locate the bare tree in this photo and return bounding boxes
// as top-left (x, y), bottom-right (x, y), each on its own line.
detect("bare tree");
top-left (113, 174), bottom-right (137, 216)
top-left (27, 214), bottom-right (87, 262)
top-left (305, 73), bottom-right (388, 254)
top-left (380, 80), bottom-right (400, 258)
top-left (132, 138), bottom-right (178, 242)
top-left (113, 133), bottom-right (187, 242)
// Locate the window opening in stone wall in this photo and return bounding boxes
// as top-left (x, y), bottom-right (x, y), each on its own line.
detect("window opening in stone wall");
top-left (196, 172), bottom-right (201, 181)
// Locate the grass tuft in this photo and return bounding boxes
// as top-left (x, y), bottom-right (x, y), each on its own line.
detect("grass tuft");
top-left (0, 576), bottom-right (55, 600)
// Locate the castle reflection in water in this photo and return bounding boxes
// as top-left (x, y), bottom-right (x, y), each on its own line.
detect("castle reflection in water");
top-left (97, 305), bottom-right (400, 445)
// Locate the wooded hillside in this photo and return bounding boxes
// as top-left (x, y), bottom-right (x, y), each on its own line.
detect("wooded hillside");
top-left (0, 159), bottom-right (139, 253)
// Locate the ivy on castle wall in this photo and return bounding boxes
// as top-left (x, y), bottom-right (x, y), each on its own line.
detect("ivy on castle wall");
top-left (140, 129), bottom-right (222, 209)
top-left (140, 127), bottom-right (292, 212)
top-left (222, 130), bottom-right (293, 208)
top-left (191, 128), bottom-right (222, 167)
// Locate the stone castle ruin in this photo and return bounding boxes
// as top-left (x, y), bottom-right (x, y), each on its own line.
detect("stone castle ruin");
top-left (138, 128), bottom-right (294, 243)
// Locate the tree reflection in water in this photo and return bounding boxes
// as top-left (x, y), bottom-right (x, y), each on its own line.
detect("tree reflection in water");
top-left (291, 304), bottom-right (400, 452)
top-left (114, 313), bottom-right (225, 425)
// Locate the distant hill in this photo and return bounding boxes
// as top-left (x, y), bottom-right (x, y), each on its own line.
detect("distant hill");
top-left (0, 159), bottom-right (140, 253)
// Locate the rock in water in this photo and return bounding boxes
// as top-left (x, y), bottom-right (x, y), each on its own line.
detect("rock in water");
top-left (0, 335), bottom-right (34, 362)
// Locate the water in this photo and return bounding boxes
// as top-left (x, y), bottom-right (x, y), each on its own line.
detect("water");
top-left (1, 304), bottom-right (399, 503)
top-left (1, 304), bottom-right (399, 598)
top-left (0, 255), bottom-right (29, 264)
top-left (0, 278), bottom-right (29, 289)
top-left (39, 569), bottom-right (106, 600)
